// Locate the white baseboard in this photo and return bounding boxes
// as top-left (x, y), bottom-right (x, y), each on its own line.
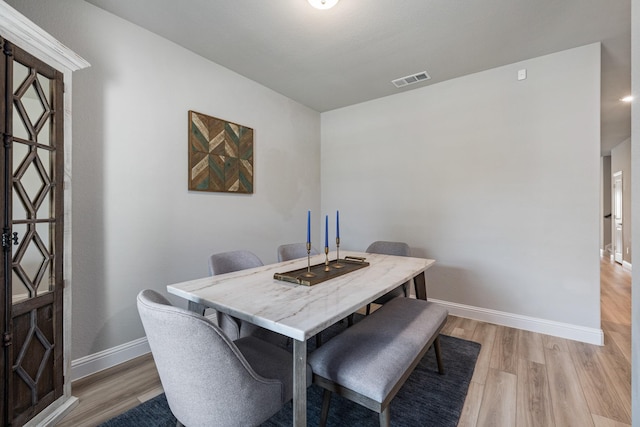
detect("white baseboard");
top-left (70, 301), bottom-right (605, 381)
top-left (430, 299), bottom-right (604, 346)
top-left (71, 337), bottom-right (150, 381)
top-left (71, 314), bottom-right (219, 381)
top-left (601, 250), bottom-right (632, 271)
top-left (24, 396), bottom-right (78, 427)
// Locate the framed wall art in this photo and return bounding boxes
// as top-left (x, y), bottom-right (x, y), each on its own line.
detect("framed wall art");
top-left (188, 110), bottom-right (254, 194)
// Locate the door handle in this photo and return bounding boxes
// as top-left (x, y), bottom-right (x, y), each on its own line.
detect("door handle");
top-left (2, 231), bottom-right (19, 250)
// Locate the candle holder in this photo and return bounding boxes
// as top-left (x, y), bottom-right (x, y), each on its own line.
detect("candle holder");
top-left (302, 242), bottom-right (315, 278)
top-left (333, 237), bottom-right (344, 268)
top-left (324, 246), bottom-right (330, 272)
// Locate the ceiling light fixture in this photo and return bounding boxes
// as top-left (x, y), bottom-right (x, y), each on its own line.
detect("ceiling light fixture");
top-left (620, 95), bottom-right (633, 102)
top-left (308, 0), bottom-right (339, 10)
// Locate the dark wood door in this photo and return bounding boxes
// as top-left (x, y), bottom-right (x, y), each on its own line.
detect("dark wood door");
top-left (1, 37), bottom-right (64, 427)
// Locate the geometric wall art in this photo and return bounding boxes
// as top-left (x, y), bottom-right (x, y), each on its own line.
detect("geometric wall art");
top-left (188, 110), bottom-right (254, 193)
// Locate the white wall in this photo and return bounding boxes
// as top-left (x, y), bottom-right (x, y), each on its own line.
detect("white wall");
top-left (631, 0), bottom-right (639, 422)
top-left (611, 138), bottom-right (633, 264)
top-left (322, 44), bottom-right (601, 331)
top-left (8, 0), bottom-right (322, 359)
top-left (7, 0), bottom-right (604, 360)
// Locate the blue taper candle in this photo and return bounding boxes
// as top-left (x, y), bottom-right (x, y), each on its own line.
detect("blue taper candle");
top-left (325, 215), bottom-right (329, 248)
top-left (307, 210), bottom-right (311, 244)
top-left (336, 210), bottom-right (340, 239)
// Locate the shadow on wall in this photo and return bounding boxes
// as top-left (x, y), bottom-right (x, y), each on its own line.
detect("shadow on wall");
top-left (408, 248), bottom-right (481, 308)
top-left (69, 41), bottom-right (109, 359)
top-left (89, 302), bottom-right (143, 356)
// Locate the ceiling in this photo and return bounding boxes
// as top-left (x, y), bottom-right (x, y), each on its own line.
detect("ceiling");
top-left (85, 0), bottom-right (631, 155)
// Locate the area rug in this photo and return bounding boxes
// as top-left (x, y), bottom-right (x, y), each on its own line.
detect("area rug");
top-left (100, 319), bottom-right (480, 427)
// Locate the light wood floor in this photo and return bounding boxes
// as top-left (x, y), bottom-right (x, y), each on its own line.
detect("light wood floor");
top-left (454, 257), bottom-right (631, 427)
top-left (56, 257), bottom-right (631, 427)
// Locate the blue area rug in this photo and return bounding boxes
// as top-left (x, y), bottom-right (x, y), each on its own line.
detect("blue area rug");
top-left (100, 318), bottom-right (480, 427)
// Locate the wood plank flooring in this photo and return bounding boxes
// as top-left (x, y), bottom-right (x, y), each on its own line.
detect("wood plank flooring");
top-left (455, 257), bottom-right (631, 427)
top-left (56, 257), bottom-right (631, 426)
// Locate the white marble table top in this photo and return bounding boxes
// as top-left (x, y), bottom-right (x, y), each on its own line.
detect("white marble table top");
top-left (167, 251), bottom-right (435, 341)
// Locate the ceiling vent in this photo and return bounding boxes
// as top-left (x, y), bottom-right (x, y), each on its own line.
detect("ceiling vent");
top-left (392, 71), bottom-right (431, 88)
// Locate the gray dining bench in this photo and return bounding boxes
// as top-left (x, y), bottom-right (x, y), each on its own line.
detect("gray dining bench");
top-left (308, 296), bottom-right (448, 427)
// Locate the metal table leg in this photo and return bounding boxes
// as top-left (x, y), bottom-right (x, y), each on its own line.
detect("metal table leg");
top-left (293, 338), bottom-right (307, 426)
top-left (187, 300), bottom-right (206, 314)
top-left (414, 271), bottom-right (428, 300)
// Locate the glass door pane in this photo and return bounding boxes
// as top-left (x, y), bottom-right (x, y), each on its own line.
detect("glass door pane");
top-left (11, 62), bottom-right (55, 302)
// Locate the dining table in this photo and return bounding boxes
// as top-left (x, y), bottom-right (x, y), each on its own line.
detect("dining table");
top-left (166, 250), bottom-right (435, 427)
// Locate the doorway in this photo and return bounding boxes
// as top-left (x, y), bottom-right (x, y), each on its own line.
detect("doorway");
top-left (613, 171), bottom-right (623, 264)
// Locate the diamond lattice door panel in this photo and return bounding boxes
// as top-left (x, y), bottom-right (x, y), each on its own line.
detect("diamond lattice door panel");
top-left (1, 37), bottom-right (64, 427)
top-left (11, 304), bottom-right (56, 418)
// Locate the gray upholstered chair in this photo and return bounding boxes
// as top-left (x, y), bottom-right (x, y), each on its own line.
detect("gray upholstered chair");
top-left (137, 290), bottom-right (309, 427)
top-left (208, 249), bottom-right (264, 276)
top-left (365, 241), bottom-right (412, 314)
top-left (277, 242), bottom-right (319, 262)
top-left (208, 250), bottom-right (288, 347)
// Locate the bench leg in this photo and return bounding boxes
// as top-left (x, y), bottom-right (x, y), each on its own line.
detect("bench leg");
top-left (340, 314), bottom-right (355, 326)
top-left (434, 335), bottom-right (445, 374)
top-left (379, 406), bottom-right (391, 427)
top-left (319, 389), bottom-right (332, 427)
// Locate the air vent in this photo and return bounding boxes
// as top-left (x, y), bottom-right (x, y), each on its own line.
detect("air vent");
top-left (392, 71), bottom-right (431, 88)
